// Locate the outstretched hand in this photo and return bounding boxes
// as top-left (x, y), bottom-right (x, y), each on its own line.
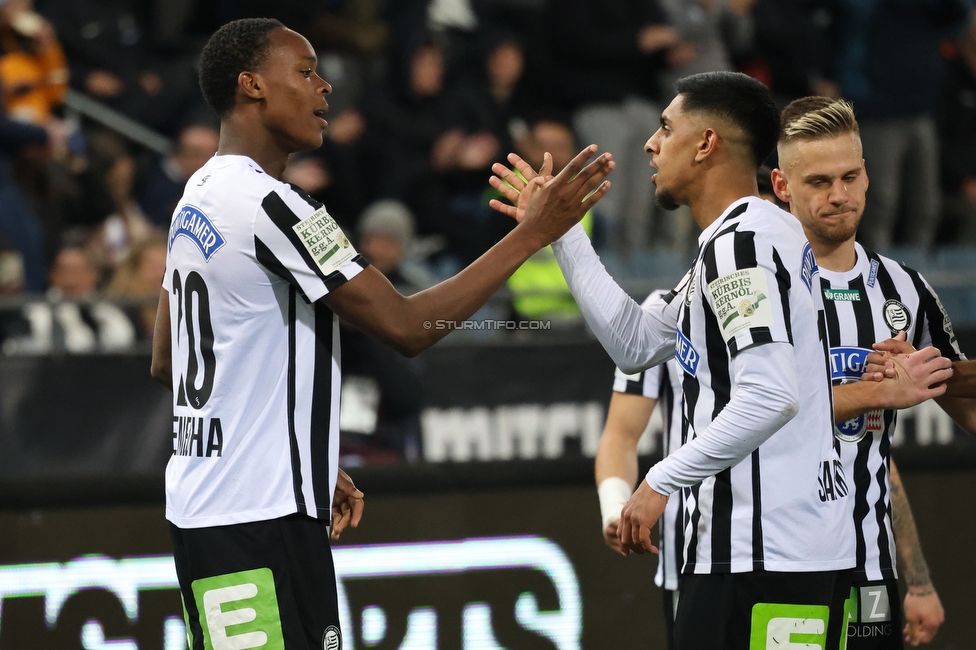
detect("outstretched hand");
top-left (488, 146), bottom-right (614, 246)
top-left (331, 468), bottom-right (364, 540)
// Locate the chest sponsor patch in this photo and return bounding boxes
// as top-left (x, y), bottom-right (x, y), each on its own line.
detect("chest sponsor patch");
top-left (822, 287), bottom-right (861, 302)
top-left (674, 328), bottom-right (699, 376)
top-left (293, 206), bottom-right (358, 276)
top-left (829, 346), bottom-right (872, 381)
top-left (169, 205), bottom-right (225, 261)
top-left (882, 299), bottom-right (912, 334)
top-left (708, 267), bottom-right (774, 342)
top-left (801, 242), bottom-right (818, 293)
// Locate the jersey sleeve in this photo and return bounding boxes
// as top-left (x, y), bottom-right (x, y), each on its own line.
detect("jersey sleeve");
top-left (612, 365), bottom-right (663, 398)
top-left (551, 225), bottom-right (679, 374)
top-left (909, 269), bottom-right (966, 361)
top-left (252, 185), bottom-right (368, 303)
top-left (611, 289), bottom-right (671, 396)
top-left (702, 229), bottom-right (793, 357)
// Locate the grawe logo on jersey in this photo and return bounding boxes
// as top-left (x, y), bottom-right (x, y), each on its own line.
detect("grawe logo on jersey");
top-left (169, 205), bottom-right (226, 261)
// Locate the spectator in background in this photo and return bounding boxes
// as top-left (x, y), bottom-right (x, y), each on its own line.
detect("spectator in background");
top-left (822, 0), bottom-right (972, 250)
top-left (138, 121), bottom-right (219, 228)
top-left (0, 0), bottom-right (67, 125)
top-left (3, 244), bottom-right (133, 353)
top-left (939, 15), bottom-right (976, 244)
top-left (547, 0), bottom-right (681, 252)
top-left (86, 130), bottom-right (159, 273)
top-left (39, 0), bottom-right (199, 134)
top-left (104, 235), bottom-right (165, 340)
top-left (438, 32), bottom-right (539, 259)
top-left (357, 199), bottom-right (437, 294)
top-left (743, 1), bottom-right (833, 104)
top-left (0, 103), bottom-right (55, 292)
top-left (657, 0), bottom-right (756, 100)
top-left (360, 34), bottom-right (455, 246)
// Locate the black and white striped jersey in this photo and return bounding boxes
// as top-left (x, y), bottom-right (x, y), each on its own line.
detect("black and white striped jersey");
top-left (612, 290), bottom-right (685, 591)
top-left (822, 242), bottom-right (965, 581)
top-left (659, 196), bottom-right (853, 574)
top-left (164, 154), bottom-right (367, 528)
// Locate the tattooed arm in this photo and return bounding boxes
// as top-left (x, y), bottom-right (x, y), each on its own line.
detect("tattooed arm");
top-left (890, 459), bottom-right (944, 646)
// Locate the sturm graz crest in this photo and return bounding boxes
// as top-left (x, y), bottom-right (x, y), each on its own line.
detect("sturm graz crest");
top-left (323, 625), bottom-right (341, 650)
top-left (882, 299), bottom-right (912, 334)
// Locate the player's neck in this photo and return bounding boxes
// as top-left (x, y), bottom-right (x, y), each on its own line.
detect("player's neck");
top-left (216, 119), bottom-right (290, 180)
top-left (687, 173), bottom-right (759, 232)
top-left (809, 237), bottom-right (857, 273)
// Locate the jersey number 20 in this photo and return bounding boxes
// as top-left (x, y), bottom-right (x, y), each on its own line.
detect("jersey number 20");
top-left (173, 270), bottom-right (216, 409)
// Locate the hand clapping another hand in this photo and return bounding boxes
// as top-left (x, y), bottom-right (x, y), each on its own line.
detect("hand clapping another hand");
top-left (487, 145), bottom-right (614, 247)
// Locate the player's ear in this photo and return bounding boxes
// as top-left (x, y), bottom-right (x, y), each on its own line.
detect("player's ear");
top-left (238, 71), bottom-right (264, 100)
top-left (694, 128), bottom-right (718, 163)
top-left (771, 168), bottom-right (791, 204)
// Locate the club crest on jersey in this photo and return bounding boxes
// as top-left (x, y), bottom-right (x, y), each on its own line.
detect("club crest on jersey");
top-left (322, 625), bottom-right (341, 650)
top-left (169, 205), bottom-right (225, 261)
top-left (800, 242), bottom-right (818, 294)
top-left (675, 329), bottom-right (699, 376)
top-left (882, 299), bottom-right (912, 334)
top-left (829, 346), bottom-right (872, 381)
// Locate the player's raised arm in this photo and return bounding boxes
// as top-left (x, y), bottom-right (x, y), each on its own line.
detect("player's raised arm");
top-left (489, 152), bottom-right (680, 373)
top-left (324, 147), bottom-right (614, 357)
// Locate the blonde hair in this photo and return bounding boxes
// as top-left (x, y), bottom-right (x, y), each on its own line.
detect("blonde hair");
top-left (779, 96), bottom-right (858, 143)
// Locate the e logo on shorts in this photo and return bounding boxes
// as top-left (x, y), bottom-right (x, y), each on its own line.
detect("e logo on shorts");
top-left (191, 567), bottom-right (285, 650)
top-left (750, 603), bottom-right (829, 650)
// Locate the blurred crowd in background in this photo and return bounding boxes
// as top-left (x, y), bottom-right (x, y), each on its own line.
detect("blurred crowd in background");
top-left (0, 0), bottom-right (974, 354)
top-left (0, 0), bottom-right (972, 463)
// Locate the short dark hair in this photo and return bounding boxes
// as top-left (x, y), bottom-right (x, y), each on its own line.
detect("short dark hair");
top-left (199, 18), bottom-right (284, 119)
top-left (674, 71), bottom-right (779, 168)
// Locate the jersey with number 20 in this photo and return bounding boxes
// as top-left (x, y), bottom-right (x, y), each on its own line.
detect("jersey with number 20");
top-left (164, 154), bottom-right (367, 529)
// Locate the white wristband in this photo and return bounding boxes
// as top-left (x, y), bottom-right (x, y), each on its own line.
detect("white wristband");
top-left (597, 477), bottom-right (633, 530)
